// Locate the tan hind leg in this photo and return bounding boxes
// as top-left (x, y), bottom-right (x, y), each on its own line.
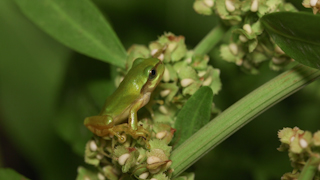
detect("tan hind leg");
top-left (84, 115), bottom-right (114, 136)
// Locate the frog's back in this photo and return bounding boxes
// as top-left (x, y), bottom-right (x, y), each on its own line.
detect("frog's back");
top-left (101, 89), bottom-right (140, 116)
top-left (100, 70), bottom-right (147, 118)
top-left (99, 58), bottom-right (160, 121)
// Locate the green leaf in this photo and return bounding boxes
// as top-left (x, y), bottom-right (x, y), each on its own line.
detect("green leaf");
top-left (0, 1), bottom-right (83, 179)
top-left (261, 12), bottom-right (320, 69)
top-left (170, 65), bottom-right (320, 178)
top-left (172, 86), bottom-right (213, 148)
top-left (14, 0), bottom-right (127, 68)
top-left (0, 168), bottom-right (30, 180)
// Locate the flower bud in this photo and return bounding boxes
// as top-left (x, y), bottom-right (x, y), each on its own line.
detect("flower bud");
top-left (251, 0), bottom-right (259, 12)
top-left (147, 156), bottom-right (162, 164)
top-left (243, 24), bottom-right (252, 34)
top-left (139, 172), bottom-right (149, 179)
top-left (181, 78), bottom-right (194, 87)
top-left (118, 153), bottom-right (130, 166)
top-left (225, 0), bottom-right (235, 12)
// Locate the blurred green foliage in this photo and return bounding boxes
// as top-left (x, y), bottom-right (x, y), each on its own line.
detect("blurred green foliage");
top-left (0, 0), bottom-right (320, 180)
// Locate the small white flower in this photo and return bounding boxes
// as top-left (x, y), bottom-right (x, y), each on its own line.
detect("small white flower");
top-left (251, 0), bottom-right (259, 12)
top-left (239, 34), bottom-right (248, 42)
top-left (139, 172), bottom-right (149, 179)
top-left (225, 0), bottom-right (235, 12)
top-left (151, 49), bottom-right (158, 56)
top-left (299, 138), bottom-right (308, 148)
top-left (118, 153), bottom-right (130, 166)
top-left (147, 156), bottom-right (161, 164)
top-left (198, 71), bottom-right (207, 77)
top-left (181, 78), bottom-right (194, 87)
top-left (243, 24), bottom-right (252, 34)
top-left (229, 43), bottom-right (238, 55)
top-left (204, 0), bottom-right (214, 7)
top-left (163, 67), bottom-right (170, 82)
top-left (290, 136), bottom-right (295, 142)
top-left (156, 131), bottom-right (167, 139)
top-left (310, 0), bottom-right (318, 6)
top-left (202, 76), bottom-right (212, 86)
top-left (149, 167), bottom-right (161, 174)
top-left (158, 53), bottom-right (164, 61)
top-left (160, 89), bottom-right (171, 97)
top-left (159, 105), bottom-right (168, 115)
top-left (89, 140), bottom-right (97, 151)
top-left (97, 173), bottom-right (105, 180)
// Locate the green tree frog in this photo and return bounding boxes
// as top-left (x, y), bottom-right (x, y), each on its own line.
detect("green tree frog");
top-left (84, 58), bottom-right (164, 146)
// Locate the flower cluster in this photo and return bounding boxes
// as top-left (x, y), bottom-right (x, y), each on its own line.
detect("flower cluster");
top-left (82, 132), bottom-right (175, 180)
top-left (193, 0), bottom-right (296, 73)
top-left (278, 127), bottom-right (320, 179)
top-left (122, 32), bottom-right (221, 124)
top-left (78, 33), bottom-right (220, 180)
top-left (303, 0), bottom-right (320, 14)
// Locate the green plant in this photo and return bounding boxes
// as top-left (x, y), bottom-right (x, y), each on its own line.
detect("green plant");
top-left (1, 0), bottom-right (320, 179)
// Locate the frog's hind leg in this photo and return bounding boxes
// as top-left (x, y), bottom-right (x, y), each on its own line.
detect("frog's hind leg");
top-left (108, 124), bottom-right (129, 143)
top-left (84, 115), bottom-right (114, 136)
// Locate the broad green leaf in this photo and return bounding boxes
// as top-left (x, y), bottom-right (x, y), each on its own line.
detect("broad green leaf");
top-left (0, 168), bottom-right (30, 180)
top-left (0, 1), bottom-right (82, 179)
top-left (172, 86), bottom-right (213, 148)
top-left (14, 0), bottom-right (127, 68)
top-left (261, 12), bottom-right (320, 69)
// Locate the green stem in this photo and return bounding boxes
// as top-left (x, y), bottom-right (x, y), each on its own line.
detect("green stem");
top-left (298, 156), bottom-right (319, 180)
top-left (171, 64), bottom-right (320, 177)
top-left (193, 24), bottom-right (227, 55)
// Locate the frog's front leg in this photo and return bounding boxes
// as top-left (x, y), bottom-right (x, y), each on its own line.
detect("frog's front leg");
top-left (128, 100), bottom-right (151, 141)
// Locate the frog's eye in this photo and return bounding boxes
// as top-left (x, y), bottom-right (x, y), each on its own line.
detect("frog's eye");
top-left (149, 69), bottom-right (157, 80)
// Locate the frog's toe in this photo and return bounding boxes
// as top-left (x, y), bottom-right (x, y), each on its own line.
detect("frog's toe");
top-left (117, 133), bottom-right (127, 143)
top-left (129, 126), bottom-right (151, 147)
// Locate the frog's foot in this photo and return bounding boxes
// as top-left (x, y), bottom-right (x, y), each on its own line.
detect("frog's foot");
top-left (128, 126), bottom-right (151, 148)
top-left (108, 124), bottom-right (129, 143)
top-left (109, 124), bottom-right (151, 148)
top-left (128, 126), bottom-right (150, 140)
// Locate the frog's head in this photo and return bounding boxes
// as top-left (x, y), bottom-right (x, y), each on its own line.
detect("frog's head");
top-left (131, 58), bottom-right (164, 93)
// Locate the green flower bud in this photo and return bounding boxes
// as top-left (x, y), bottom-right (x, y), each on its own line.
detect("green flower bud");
top-left (278, 127), bottom-right (294, 144)
top-left (313, 131), bottom-right (320, 146)
top-left (193, 0), bottom-right (214, 15)
top-left (152, 173), bottom-right (170, 180)
top-left (149, 32), bottom-right (187, 62)
top-left (102, 166), bottom-right (119, 180)
top-left (84, 140), bottom-right (100, 166)
top-left (127, 45), bottom-right (150, 68)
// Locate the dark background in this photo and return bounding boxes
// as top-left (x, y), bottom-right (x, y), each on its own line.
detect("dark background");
top-left (0, 0), bottom-right (319, 179)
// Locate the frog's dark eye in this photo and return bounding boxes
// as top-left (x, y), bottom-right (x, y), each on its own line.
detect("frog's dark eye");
top-left (149, 69), bottom-right (157, 80)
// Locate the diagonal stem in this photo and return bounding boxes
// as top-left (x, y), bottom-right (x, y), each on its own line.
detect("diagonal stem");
top-left (193, 24), bottom-right (227, 55)
top-left (171, 64), bottom-right (320, 177)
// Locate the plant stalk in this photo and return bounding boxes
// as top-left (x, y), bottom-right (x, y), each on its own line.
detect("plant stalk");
top-left (193, 24), bottom-right (226, 55)
top-left (171, 64), bottom-right (320, 177)
top-left (298, 156), bottom-right (319, 180)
